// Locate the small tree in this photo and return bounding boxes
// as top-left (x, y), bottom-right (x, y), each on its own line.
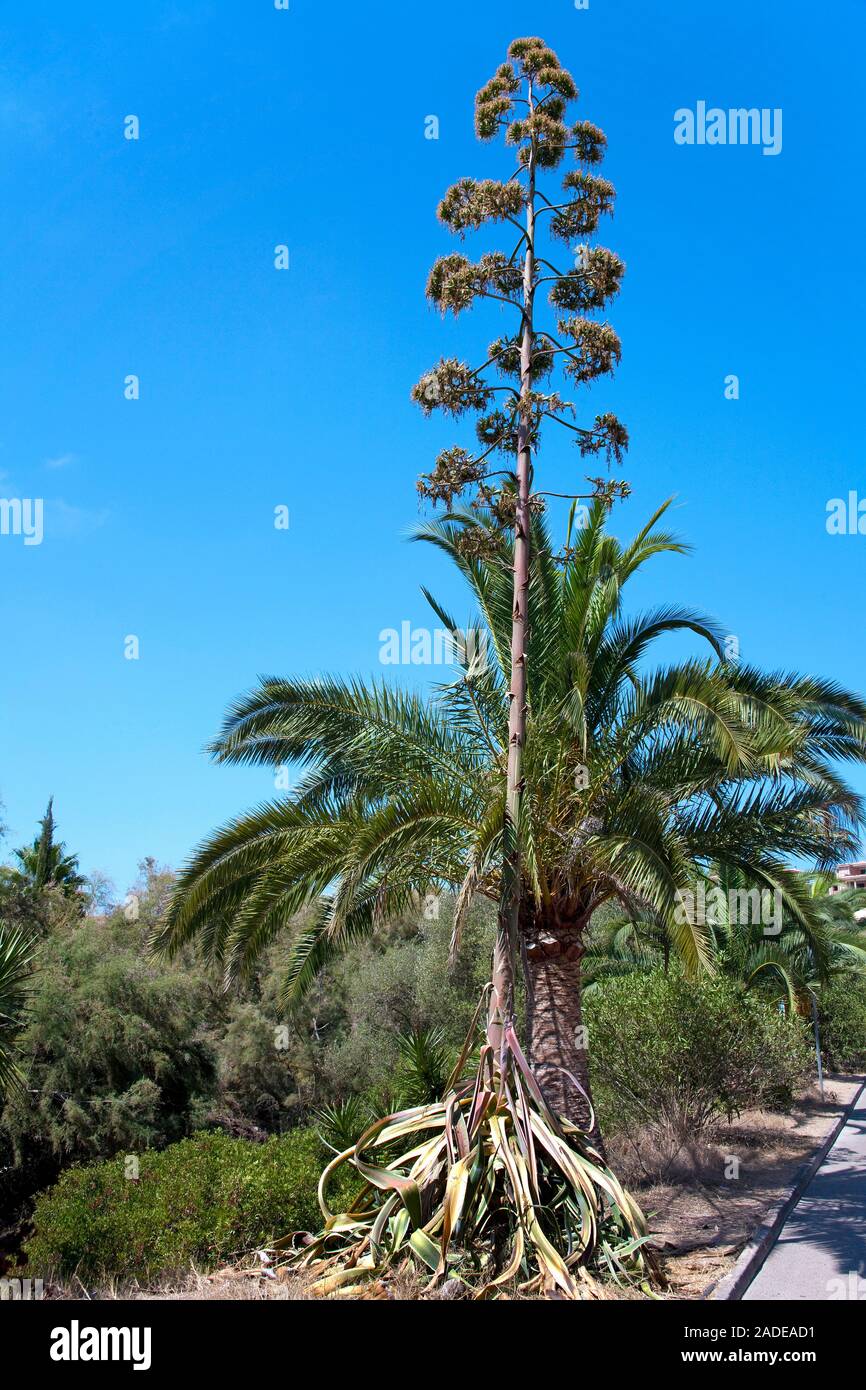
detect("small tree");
top-left (13, 798), bottom-right (87, 906)
top-left (34, 795), bottom-right (56, 891)
top-left (412, 37), bottom-right (627, 1078)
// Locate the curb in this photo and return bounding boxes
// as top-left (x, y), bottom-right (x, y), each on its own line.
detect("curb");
top-left (706, 1076), bottom-right (866, 1301)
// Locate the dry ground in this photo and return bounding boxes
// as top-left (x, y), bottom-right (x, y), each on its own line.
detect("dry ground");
top-left (623, 1074), bottom-right (863, 1298)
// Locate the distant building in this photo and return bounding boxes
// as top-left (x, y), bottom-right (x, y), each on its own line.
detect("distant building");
top-left (830, 861), bottom-right (866, 894)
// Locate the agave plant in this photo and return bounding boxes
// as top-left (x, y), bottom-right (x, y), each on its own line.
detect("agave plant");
top-left (314, 1096), bottom-right (372, 1154)
top-left (281, 1011), bottom-right (656, 1300)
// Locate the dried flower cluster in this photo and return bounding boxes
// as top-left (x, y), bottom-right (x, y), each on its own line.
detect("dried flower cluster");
top-left (548, 246), bottom-right (624, 313)
top-left (410, 358), bottom-right (491, 418)
top-left (426, 252), bottom-right (523, 315)
top-left (416, 447), bottom-right (488, 508)
top-left (414, 36), bottom-right (630, 558)
top-left (438, 178), bottom-right (524, 236)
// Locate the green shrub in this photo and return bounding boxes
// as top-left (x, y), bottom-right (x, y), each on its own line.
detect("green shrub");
top-left (584, 971), bottom-right (810, 1141)
top-left (24, 1128), bottom-right (358, 1282)
top-left (819, 978), bottom-right (866, 1072)
top-left (1, 878), bottom-right (217, 1171)
top-left (317, 897), bottom-right (495, 1111)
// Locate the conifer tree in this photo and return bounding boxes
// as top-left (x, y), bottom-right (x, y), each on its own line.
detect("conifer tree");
top-left (412, 37), bottom-right (628, 1059)
top-left (34, 796), bottom-right (56, 892)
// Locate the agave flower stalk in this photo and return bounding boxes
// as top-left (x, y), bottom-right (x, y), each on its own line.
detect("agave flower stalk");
top-left (413, 37), bottom-right (630, 1110)
top-left (488, 65), bottom-right (535, 1060)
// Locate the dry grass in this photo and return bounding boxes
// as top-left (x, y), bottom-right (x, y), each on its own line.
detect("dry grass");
top-left (43, 1268), bottom-right (316, 1302)
top-left (41, 1260), bottom-right (437, 1302)
top-left (43, 1263), bottom-right (638, 1302)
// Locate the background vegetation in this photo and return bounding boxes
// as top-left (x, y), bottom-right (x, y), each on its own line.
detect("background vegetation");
top-left (2, 800), bottom-right (865, 1284)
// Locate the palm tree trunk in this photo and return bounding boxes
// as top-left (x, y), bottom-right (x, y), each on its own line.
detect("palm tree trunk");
top-left (524, 931), bottom-right (606, 1156)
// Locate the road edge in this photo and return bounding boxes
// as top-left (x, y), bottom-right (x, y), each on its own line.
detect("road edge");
top-left (705, 1075), bottom-right (866, 1301)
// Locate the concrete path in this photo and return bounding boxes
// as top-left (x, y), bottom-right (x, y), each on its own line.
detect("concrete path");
top-left (743, 1083), bottom-right (866, 1300)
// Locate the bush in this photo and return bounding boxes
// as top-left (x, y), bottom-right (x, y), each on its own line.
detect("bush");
top-left (584, 971), bottom-right (810, 1143)
top-left (206, 1001), bottom-right (303, 1135)
top-left (24, 1128), bottom-right (358, 1282)
top-left (1, 873), bottom-right (217, 1176)
top-left (819, 978), bottom-right (866, 1072)
top-left (316, 896), bottom-right (495, 1111)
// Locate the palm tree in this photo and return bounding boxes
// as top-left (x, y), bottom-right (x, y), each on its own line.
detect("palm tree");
top-left (0, 923), bottom-right (35, 1096)
top-left (584, 869), bottom-right (866, 1016)
top-left (582, 909), bottom-right (671, 991)
top-left (154, 500), bottom-right (866, 1144)
top-left (712, 870), bottom-right (866, 1014)
top-left (12, 797), bottom-right (87, 903)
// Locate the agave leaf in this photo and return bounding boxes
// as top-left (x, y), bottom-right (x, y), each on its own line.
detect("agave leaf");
top-left (552, 1064), bottom-right (597, 1137)
top-left (444, 987), bottom-right (490, 1092)
top-left (369, 1193), bottom-right (400, 1261)
top-left (370, 1103), bottom-right (448, 1147)
top-left (440, 1150), bottom-right (476, 1260)
top-left (353, 1154), bottom-right (424, 1230)
top-left (409, 1229), bottom-right (441, 1272)
top-left (389, 1208), bottom-right (411, 1253)
top-left (467, 1045), bottom-right (496, 1132)
top-left (474, 1226), bottom-right (526, 1298)
top-left (317, 1146), bottom-right (357, 1221)
top-left (503, 1022), bottom-right (559, 1129)
top-left (309, 1263), bottom-right (378, 1296)
top-left (445, 1095), bottom-right (471, 1162)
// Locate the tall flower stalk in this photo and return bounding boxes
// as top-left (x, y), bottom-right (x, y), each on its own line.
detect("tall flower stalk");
top-left (413, 37), bottom-right (628, 1063)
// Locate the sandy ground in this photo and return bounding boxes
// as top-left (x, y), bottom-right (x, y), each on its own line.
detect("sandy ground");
top-left (40, 1075), bottom-right (863, 1301)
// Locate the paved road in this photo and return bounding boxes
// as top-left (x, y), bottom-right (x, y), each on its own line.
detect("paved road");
top-left (743, 1083), bottom-right (866, 1300)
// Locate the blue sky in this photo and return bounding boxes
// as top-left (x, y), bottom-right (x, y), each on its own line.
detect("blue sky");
top-left (1, 0), bottom-right (864, 893)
